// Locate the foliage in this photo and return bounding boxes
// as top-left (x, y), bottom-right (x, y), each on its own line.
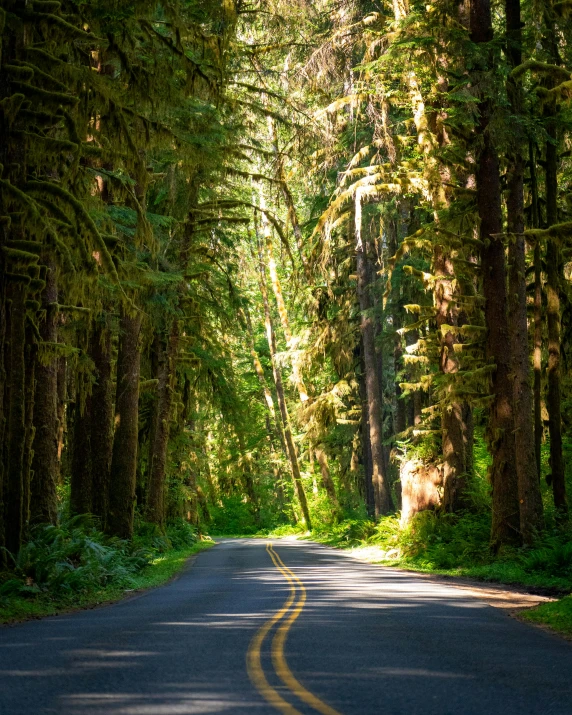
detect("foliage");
top-left (0, 515), bottom-right (199, 607)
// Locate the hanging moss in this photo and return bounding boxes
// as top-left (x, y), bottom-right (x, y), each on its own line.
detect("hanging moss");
top-left (5, 273), bottom-right (32, 286)
top-left (0, 93), bottom-right (26, 125)
top-left (26, 12), bottom-right (96, 40)
top-left (12, 130), bottom-right (78, 155)
top-left (1, 247), bottom-right (40, 265)
top-left (4, 64), bottom-right (35, 81)
top-left (25, 181), bottom-right (119, 281)
top-left (14, 60), bottom-right (68, 92)
top-left (10, 81), bottom-right (78, 107)
top-left (25, 47), bottom-right (67, 68)
top-left (5, 240), bottom-right (43, 254)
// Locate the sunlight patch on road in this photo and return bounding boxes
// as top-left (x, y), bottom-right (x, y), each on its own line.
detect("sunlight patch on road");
top-left (246, 542), bottom-right (344, 715)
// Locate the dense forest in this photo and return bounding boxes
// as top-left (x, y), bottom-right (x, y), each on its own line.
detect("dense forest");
top-left (1, 0), bottom-right (572, 607)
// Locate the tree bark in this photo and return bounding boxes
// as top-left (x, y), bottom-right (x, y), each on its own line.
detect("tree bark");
top-left (107, 311), bottom-right (142, 539)
top-left (530, 142), bottom-right (543, 481)
top-left (358, 342), bottom-right (375, 517)
top-left (545, 118), bottom-right (567, 515)
top-left (30, 264), bottom-right (59, 526)
top-left (505, 0), bottom-right (544, 543)
top-left (20, 321), bottom-right (35, 543)
top-left (5, 283), bottom-right (27, 555)
top-left (89, 319), bottom-right (114, 526)
top-left (146, 323), bottom-right (178, 528)
top-left (471, 0), bottom-right (520, 547)
top-left (70, 387), bottom-right (92, 516)
top-left (257, 238), bottom-right (312, 529)
top-left (356, 235), bottom-right (393, 516)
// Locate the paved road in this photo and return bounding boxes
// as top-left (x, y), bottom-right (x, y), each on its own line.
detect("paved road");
top-left (1, 538), bottom-right (571, 715)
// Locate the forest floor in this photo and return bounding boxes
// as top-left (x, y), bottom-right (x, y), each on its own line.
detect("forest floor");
top-left (0, 540), bottom-right (215, 625)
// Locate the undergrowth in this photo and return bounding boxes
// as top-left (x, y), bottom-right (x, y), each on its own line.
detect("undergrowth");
top-left (0, 515), bottom-right (210, 623)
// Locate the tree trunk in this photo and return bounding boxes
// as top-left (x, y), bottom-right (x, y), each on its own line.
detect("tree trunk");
top-left (471, 0), bottom-right (519, 547)
top-left (107, 311), bottom-right (142, 539)
top-left (243, 305), bottom-right (288, 456)
top-left (89, 319), bottom-right (114, 526)
top-left (257, 239), bottom-right (312, 529)
top-left (259, 186), bottom-right (339, 508)
top-left (30, 264), bottom-right (59, 526)
top-left (505, 0), bottom-right (544, 543)
top-left (314, 447), bottom-right (339, 509)
top-left (530, 142), bottom-right (543, 481)
top-left (70, 387), bottom-right (92, 516)
top-left (358, 343), bottom-right (375, 517)
top-left (5, 283), bottom-right (27, 555)
top-left (146, 323), bottom-right (178, 528)
top-left (356, 237), bottom-right (393, 517)
top-left (545, 119), bottom-right (567, 515)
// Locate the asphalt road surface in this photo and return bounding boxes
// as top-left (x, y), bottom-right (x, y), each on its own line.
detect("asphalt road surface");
top-left (1, 538), bottom-right (572, 715)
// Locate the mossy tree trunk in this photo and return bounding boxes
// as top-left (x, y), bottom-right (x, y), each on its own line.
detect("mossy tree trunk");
top-left (30, 262), bottom-right (59, 526)
top-left (5, 282), bottom-right (27, 555)
top-left (107, 311), bottom-right (142, 539)
top-left (146, 322), bottom-right (178, 529)
top-left (505, 0), bottom-right (544, 543)
top-left (471, 0), bottom-right (520, 547)
top-left (257, 238), bottom-right (312, 529)
top-left (70, 383), bottom-right (92, 516)
top-left (356, 231), bottom-right (393, 517)
top-left (358, 343), bottom-right (375, 517)
top-left (89, 318), bottom-right (114, 527)
top-left (22, 321), bottom-right (36, 541)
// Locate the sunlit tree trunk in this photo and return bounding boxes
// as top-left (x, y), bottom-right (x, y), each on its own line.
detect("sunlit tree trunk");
top-left (242, 305), bottom-right (288, 456)
top-left (256, 236), bottom-right (312, 529)
top-left (357, 342), bottom-right (375, 517)
top-left (355, 213), bottom-right (393, 517)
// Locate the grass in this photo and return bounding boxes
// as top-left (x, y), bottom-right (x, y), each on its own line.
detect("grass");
top-left (521, 596), bottom-right (572, 637)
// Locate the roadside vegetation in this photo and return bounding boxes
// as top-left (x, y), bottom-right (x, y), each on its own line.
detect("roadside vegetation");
top-left (0, 516), bottom-right (212, 624)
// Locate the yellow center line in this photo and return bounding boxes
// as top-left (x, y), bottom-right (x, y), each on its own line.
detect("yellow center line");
top-left (268, 544), bottom-right (344, 715)
top-left (246, 543), bottom-right (303, 715)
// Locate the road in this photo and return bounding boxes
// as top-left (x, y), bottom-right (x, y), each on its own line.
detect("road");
top-left (1, 538), bottom-right (571, 715)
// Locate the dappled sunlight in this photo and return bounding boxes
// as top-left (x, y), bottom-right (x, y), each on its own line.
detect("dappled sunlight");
top-left (2, 539), bottom-right (572, 715)
top-left (62, 690), bottom-right (262, 715)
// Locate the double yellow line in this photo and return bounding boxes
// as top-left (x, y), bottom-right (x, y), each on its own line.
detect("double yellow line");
top-left (247, 542), bottom-right (343, 715)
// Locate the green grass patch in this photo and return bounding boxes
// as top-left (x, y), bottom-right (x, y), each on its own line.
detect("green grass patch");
top-left (521, 596), bottom-right (572, 637)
